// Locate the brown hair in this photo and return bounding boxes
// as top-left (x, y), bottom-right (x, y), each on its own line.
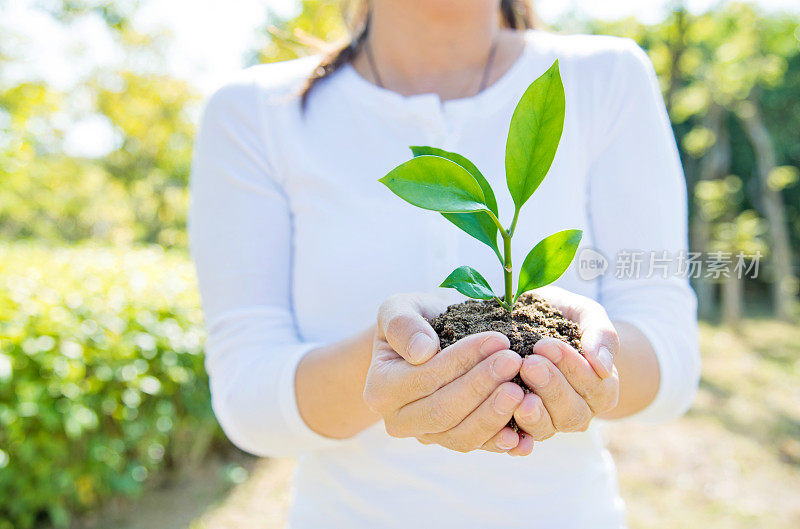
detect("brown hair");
top-left (301, 0), bottom-right (536, 107)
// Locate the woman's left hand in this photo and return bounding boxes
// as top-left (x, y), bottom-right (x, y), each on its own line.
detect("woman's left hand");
top-left (511, 286), bottom-right (621, 445)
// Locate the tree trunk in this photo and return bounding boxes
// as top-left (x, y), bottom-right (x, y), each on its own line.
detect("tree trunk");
top-left (722, 269), bottom-right (743, 326)
top-left (738, 100), bottom-right (796, 321)
top-left (664, 6), bottom-right (688, 115)
top-left (692, 104), bottom-right (730, 319)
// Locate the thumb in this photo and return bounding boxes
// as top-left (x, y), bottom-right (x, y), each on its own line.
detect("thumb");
top-left (377, 294), bottom-right (443, 365)
top-left (578, 308), bottom-right (620, 379)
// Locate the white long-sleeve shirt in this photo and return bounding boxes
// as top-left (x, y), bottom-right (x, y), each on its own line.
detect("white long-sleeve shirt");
top-left (189, 30), bottom-right (700, 529)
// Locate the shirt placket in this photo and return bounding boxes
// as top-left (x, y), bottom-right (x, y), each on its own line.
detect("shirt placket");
top-left (408, 98), bottom-right (466, 302)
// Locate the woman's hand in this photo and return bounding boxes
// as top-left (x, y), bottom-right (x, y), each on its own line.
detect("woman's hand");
top-left (512, 286), bottom-right (620, 439)
top-left (363, 293), bottom-right (532, 455)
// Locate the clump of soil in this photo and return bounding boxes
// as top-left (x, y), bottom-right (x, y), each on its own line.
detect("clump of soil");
top-left (428, 291), bottom-right (582, 432)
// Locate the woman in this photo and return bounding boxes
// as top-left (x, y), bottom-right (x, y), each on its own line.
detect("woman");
top-left (189, 1), bottom-right (700, 527)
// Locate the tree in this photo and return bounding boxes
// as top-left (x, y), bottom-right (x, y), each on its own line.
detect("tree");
top-left (0, 0), bottom-right (197, 247)
top-left (592, 3), bottom-right (799, 321)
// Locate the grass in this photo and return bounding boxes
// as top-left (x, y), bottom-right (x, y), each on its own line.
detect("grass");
top-left (71, 316), bottom-right (800, 529)
top-left (606, 318), bottom-right (800, 529)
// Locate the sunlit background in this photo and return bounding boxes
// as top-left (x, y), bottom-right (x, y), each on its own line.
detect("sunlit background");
top-left (1, 1), bottom-right (799, 528)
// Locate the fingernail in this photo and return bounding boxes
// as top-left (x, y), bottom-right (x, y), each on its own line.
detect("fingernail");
top-left (490, 351), bottom-right (520, 379)
top-left (494, 389), bottom-right (520, 414)
top-left (519, 398), bottom-right (541, 422)
top-left (525, 356), bottom-right (550, 388)
top-left (497, 429), bottom-right (517, 450)
top-left (540, 339), bottom-right (563, 362)
top-left (407, 332), bottom-right (435, 364)
top-left (598, 346), bottom-right (614, 377)
top-left (480, 333), bottom-right (508, 355)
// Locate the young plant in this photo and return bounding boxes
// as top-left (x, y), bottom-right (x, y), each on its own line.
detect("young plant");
top-left (379, 60), bottom-right (582, 312)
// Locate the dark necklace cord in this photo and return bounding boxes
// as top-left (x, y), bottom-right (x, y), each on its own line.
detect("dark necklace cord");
top-left (365, 33), bottom-right (500, 96)
top-left (364, 35), bottom-right (385, 88)
top-left (477, 35), bottom-right (500, 94)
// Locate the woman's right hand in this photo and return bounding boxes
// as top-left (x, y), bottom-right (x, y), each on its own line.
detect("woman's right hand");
top-left (363, 293), bottom-right (533, 455)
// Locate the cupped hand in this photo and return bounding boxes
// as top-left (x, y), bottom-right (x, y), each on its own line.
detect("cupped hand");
top-left (512, 286), bottom-right (620, 440)
top-left (363, 293), bottom-right (527, 454)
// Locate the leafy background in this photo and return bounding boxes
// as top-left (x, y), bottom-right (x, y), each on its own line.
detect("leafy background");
top-left (0, 1), bottom-right (798, 528)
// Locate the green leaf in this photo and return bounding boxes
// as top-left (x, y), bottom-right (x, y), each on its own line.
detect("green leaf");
top-left (440, 266), bottom-right (496, 300)
top-left (515, 229), bottom-right (582, 300)
top-left (379, 155), bottom-right (488, 213)
top-left (505, 59), bottom-right (566, 210)
top-left (410, 147), bottom-right (501, 258)
top-left (409, 146), bottom-right (498, 214)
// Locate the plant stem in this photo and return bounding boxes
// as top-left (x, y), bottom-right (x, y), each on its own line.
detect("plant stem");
top-left (508, 206), bottom-right (521, 237)
top-left (485, 210), bottom-right (505, 234)
top-left (502, 231), bottom-right (513, 311)
top-left (487, 209), bottom-right (515, 311)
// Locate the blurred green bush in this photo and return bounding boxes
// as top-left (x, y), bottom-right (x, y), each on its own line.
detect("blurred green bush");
top-left (0, 244), bottom-right (221, 528)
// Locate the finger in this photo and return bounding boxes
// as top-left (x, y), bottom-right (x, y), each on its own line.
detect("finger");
top-left (574, 304), bottom-right (619, 379)
top-left (419, 382), bottom-right (523, 453)
top-left (377, 294), bottom-right (444, 365)
top-left (532, 338), bottom-right (619, 414)
top-left (508, 432), bottom-right (534, 456)
top-left (519, 355), bottom-right (592, 433)
top-left (531, 287), bottom-right (619, 380)
top-left (366, 332), bottom-right (510, 415)
top-left (512, 392), bottom-right (556, 442)
top-left (481, 426), bottom-right (520, 453)
top-left (391, 348), bottom-right (521, 435)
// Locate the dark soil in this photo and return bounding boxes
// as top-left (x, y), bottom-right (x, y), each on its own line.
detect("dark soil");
top-left (428, 291), bottom-right (582, 432)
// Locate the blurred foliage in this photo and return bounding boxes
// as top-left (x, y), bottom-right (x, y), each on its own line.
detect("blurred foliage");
top-left (248, 0), bottom-right (351, 65)
top-left (589, 2), bottom-right (800, 316)
top-left (94, 71), bottom-right (197, 247)
top-left (0, 7), bottom-right (197, 248)
top-left (38, 0), bottom-right (142, 30)
top-left (0, 245), bottom-right (220, 528)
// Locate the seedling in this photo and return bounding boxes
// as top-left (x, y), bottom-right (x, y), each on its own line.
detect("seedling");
top-left (379, 60), bottom-right (581, 312)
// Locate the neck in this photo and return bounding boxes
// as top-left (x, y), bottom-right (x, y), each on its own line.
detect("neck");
top-left (358, 1), bottom-right (505, 98)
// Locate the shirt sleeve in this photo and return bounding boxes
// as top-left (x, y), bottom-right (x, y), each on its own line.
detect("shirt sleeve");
top-left (587, 40), bottom-right (701, 423)
top-left (189, 75), bottom-right (341, 457)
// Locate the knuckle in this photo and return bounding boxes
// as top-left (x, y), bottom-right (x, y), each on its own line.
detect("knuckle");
top-left (557, 357), bottom-right (579, 381)
top-left (600, 327), bottom-right (621, 353)
top-left (554, 417), bottom-right (576, 432)
top-left (590, 382), bottom-right (620, 413)
top-left (377, 295), bottom-right (401, 327)
top-left (383, 418), bottom-right (407, 439)
top-left (547, 381), bottom-right (568, 404)
top-left (518, 425), bottom-right (543, 442)
top-left (603, 387), bottom-right (620, 412)
top-left (526, 426), bottom-right (554, 442)
top-left (528, 429), bottom-right (556, 443)
top-left (383, 422), bottom-right (401, 438)
top-left (557, 410), bottom-right (592, 432)
top-left (412, 367), bottom-right (441, 396)
top-left (362, 383), bottom-right (386, 413)
top-left (451, 346), bottom-right (477, 374)
top-left (610, 387), bottom-right (620, 409)
top-left (384, 314), bottom-right (414, 343)
top-left (447, 437), bottom-right (478, 453)
top-left (467, 370), bottom-right (496, 401)
top-left (427, 399), bottom-right (459, 432)
top-left (474, 406), bottom-right (501, 432)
